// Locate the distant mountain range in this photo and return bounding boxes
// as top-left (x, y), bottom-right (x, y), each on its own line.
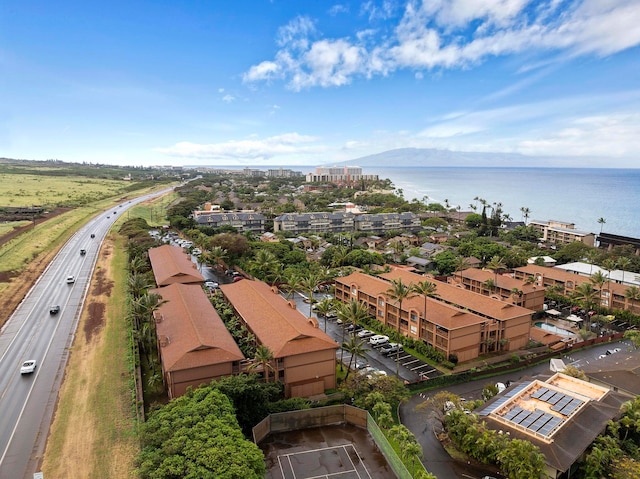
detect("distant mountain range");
top-left (344, 148), bottom-right (594, 168)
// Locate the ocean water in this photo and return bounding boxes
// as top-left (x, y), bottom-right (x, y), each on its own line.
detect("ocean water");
top-left (368, 167), bottom-right (640, 239)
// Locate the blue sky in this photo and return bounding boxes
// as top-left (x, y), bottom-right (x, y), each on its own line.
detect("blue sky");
top-left (1, 0), bottom-right (639, 167)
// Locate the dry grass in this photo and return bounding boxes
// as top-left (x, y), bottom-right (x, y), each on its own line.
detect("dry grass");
top-left (41, 234), bottom-right (138, 478)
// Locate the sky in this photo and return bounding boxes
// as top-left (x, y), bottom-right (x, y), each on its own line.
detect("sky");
top-left (1, 0), bottom-right (640, 168)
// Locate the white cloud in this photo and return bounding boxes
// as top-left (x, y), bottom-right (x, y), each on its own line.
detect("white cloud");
top-left (244, 0), bottom-right (640, 89)
top-left (222, 94), bottom-right (235, 103)
top-left (157, 133), bottom-right (322, 160)
top-left (328, 4), bottom-right (349, 16)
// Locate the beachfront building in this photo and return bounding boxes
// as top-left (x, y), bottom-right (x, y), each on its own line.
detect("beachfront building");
top-left (334, 269), bottom-right (532, 363)
top-left (354, 212), bottom-right (422, 234)
top-left (478, 373), bottom-right (626, 478)
top-left (305, 166), bottom-right (378, 184)
top-left (151, 283), bottom-right (245, 398)
top-left (220, 279), bottom-right (338, 398)
top-left (529, 219), bottom-right (595, 247)
top-left (513, 264), bottom-right (640, 315)
top-left (450, 268), bottom-right (545, 311)
top-left (597, 232), bottom-right (640, 254)
top-left (554, 261), bottom-right (640, 287)
top-left (148, 245), bottom-right (205, 287)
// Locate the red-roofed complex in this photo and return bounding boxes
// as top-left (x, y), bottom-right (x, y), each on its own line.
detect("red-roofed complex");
top-left (151, 283), bottom-right (245, 398)
top-left (148, 244), bottom-right (205, 286)
top-left (334, 269), bottom-right (532, 362)
top-left (220, 280), bottom-right (338, 397)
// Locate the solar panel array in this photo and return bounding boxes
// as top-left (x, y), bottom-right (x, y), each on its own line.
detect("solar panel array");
top-left (531, 387), bottom-right (584, 416)
top-left (500, 407), bottom-right (563, 435)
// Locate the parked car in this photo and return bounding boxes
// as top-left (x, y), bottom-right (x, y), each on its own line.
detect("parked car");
top-left (325, 311), bottom-right (338, 320)
top-left (345, 323), bottom-right (363, 333)
top-left (21, 359), bottom-right (37, 375)
top-left (369, 335), bottom-right (390, 346)
top-left (204, 281), bottom-right (219, 290)
top-left (359, 366), bottom-right (387, 379)
top-left (379, 342), bottom-right (402, 355)
top-left (66, 275), bottom-right (75, 284)
top-left (49, 305), bottom-right (60, 315)
top-left (232, 275), bottom-right (243, 282)
top-left (357, 329), bottom-right (375, 338)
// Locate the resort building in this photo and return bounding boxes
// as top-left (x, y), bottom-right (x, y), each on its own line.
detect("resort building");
top-left (220, 279), bottom-right (338, 398)
top-left (334, 269), bottom-right (532, 363)
top-left (597, 232), bottom-right (640, 254)
top-left (528, 219), bottom-right (595, 247)
top-left (478, 373), bottom-right (626, 478)
top-left (354, 212), bottom-right (422, 234)
top-left (305, 166), bottom-right (378, 184)
top-left (555, 261), bottom-right (640, 287)
top-left (450, 268), bottom-right (546, 311)
top-left (148, 245), bottom-right (205, 287)
top-left (151, 283), bottom-right (245, 398)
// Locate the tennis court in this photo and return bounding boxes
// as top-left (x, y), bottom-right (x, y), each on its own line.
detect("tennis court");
top-left (261, 423), bottom-right (396, 479)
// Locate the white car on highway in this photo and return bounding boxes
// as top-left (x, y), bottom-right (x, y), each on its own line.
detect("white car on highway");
top-left (20, 360), bottom-right (37, 375)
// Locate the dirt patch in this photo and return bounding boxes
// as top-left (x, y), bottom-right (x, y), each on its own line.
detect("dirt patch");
top-left (0, 207), bottom-right (71, 248)
top-left (91, 267), bottom-right (114, 297)
top-left (84, 302), bottom-right (106, 343)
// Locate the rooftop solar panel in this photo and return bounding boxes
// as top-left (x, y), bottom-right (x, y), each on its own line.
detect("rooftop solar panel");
top-left (505, 381), bottom-right (531, 397)
top-left (478, 396), bottom-right (509, 416)
top-left (512, 409), bottom-right (532, 424)
top-left (560, 398), bottom-right (584, 416)
top-left (551, 396), bottom-right (572, 412)
top-left (529, 413), bottom-right (554, 432)
top-left (520, 410), bottom-right (545, 428)
top-left (547, 392), bottom-right (565, 405)
top-left (538, 416), bottom-right (563, 436)
top-left (531, 387), bottom-right (548, 399)
top-left (540, 390), bottom-right (556, 402)
top-left (503, 407), bottom-right (524, 421)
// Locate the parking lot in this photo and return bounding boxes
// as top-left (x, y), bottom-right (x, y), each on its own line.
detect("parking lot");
top-left (301, 292), bottom-right (443, 383)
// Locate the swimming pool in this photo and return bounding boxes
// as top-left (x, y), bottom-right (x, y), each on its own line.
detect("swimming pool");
top-left (533, 322), bottom-right (574, 336)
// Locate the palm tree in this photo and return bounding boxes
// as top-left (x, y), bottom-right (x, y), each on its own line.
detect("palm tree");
top-left (590, 271), bottom-right (607, 309)
top-left (249, 249), bottom-right (278, 282)
top-left (248, 344), bottom-right (275, 383)
top-left (602, 258), bottom-right (617, 308)
top-left (412, 280), bottom-right (438, 326)
top-left (597, 217), bottom-right (606, 233)
top-left (301, 271), bottom-right (324, 317)
top-left (385, 278), bottom-right (417, 377)
top-left (520, 206), bottom-right (531, 224)
top-left (483, 278), bottom-right (496, 295)
top-left (206, 246), bottom-right (228, 272)
top-left (486, 255), bottom-right (507, 285)
top-left (128, 272), bottom-right (153, 300)
top-left (314, 298), bottom-right (335, 333)
top-left (342, 336), bottom-right (368, 380)
top-left (572, 283), bottom-right (599, 333)
top-left (453, 256), bottom-right (470, 283)
top-left (625, 286), bottom-right (640, 314)
top-left (336, 300), bottom-right (370, 371)
top-left (283, 270), bottom-right (303, 301)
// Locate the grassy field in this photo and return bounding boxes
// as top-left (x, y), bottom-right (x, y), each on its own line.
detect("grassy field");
top-left (0, 172), bottom-right (135, 208)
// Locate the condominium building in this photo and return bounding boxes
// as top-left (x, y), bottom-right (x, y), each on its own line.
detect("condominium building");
top-left (194, 211), bottom-right (265, 234)
top-left (334, 269), bottom-right (532, 363)
top-left (305, 166), bottom-right (378, 183)
top-left (273, 211), bottom-right (420, 235)
top-left (529, 219), bottom-right (595, 247)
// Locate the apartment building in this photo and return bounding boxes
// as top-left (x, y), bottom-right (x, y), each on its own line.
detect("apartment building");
top-left (151, 283), bottom-right (245, 398)
top-left (451, 268), bottom-right (546, 311)
top-left (273, 211), bottom-right (420, 235)
top-left (148, 245), bottom-right (205, 286)
top-left (194, 211), bottom-right (265, 234)
top-left (273, 212), bottom-right (355, 234)
top-left (529, 219), bottom-right (595, 247)
top-left (513, 264), bottom-right (640, 314)
top-left (334, 269), bottom-right (532, 363)
top-left (220, 279), bottom-right (338, 398)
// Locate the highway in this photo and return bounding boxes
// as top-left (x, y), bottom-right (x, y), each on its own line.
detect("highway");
top-left (0, 188), bottom-right (171, 479)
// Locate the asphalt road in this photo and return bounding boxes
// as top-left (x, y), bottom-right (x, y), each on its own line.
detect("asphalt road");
top-left (0, 188), bottom-right (172, 479)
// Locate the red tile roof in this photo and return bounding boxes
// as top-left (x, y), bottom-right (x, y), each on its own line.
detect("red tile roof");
top-left (151, 283), bottom-right (244, 372)
top-left (219, 280), bottom-right (338, 358)
top-left (377, 269), bottom-right (532, 321)
top-left (148, 245), bottom-right (205, 286)
top-left (456, 268), bottom-right (538, 293)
